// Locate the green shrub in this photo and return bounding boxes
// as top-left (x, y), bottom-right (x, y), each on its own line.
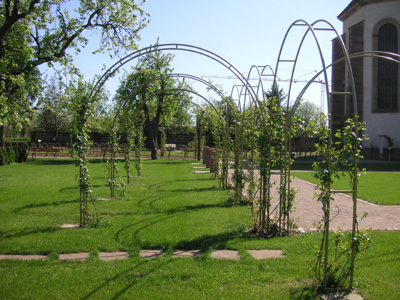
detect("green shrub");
top-left (13, 146), bottom-right (20, 163)
top-left (18, 144), bottom-right (28, 163)
top-left (13, 144), bottom-right (28, 163)
top-left (7, 147), bottom-right (16, 164)
top-left (4, 137), bottom-right (31, 143)
top-left (0, 147), bottom-right (9, 165)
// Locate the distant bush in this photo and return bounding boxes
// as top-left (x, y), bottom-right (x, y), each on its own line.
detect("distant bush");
top-left (0, 148), bottom-right (9, 165)
top-left (5, 137), bottom-right (31, 143)
top-left (7, 147), bottom-right (15, 164)
top-left (0, 145), bottom-right (28, 165)
top-left (16, 144), bottom-right (28, 163)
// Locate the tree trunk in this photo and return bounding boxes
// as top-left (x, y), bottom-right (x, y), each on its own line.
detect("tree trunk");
top-left (143, 105), bottom-right (161, 160)
top-left (149, 127), bottom-right (158, 160)
top-left (0, 125), bottom-right (4, 147)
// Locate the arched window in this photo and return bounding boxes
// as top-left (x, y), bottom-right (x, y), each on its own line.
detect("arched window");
top-left (377, 23), bottom-right (398, 111)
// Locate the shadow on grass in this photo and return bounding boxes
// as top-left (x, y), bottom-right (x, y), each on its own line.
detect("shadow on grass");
top-left (163, 203), bottom-right (229, 215)
top-left (58, 184), bottom-right (107, 192)
top-left (147, 181), bottom-right (219, 193)
top-left (144, 160), bottom-right (193, 165)
top-left (114, 201), bottom-right (234, 249)
top-left (289, 284), bottom-right (320, 299)
top-left (14, 199), bottom-right (79, 212)
top-left (28, 158), bottom-right (106, 166)
top-left (81, 259), bottom-right (171, 300)
top-left (29, 159), bottom-right (76, 166)
top-left (0, 226), bottom-right (61, 239)
top-left (114, 214), bottom-right (178, 247)
top-left (175, 230), bottom-right (244, 250)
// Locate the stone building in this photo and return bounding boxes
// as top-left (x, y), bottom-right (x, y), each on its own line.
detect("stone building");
top-left (331, 0), bottom-right (400, 160)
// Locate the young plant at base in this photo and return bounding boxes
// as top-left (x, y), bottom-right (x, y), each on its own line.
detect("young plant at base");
top-left (312, 115), bottom-right (370, 289)
top-left (134, 118), bottom-right (145, 177)
top-left (69, 79), bottom-right (102, 227)
top-left (106, 126), bottom-right (126, 200)
top-left (124, 128), bottom-right (135, 185)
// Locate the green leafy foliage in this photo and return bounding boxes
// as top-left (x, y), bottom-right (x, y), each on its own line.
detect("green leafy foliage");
top-left (114, 46), bottom-right (192, 160)
top-left (0, 0), bottom-right (149, 143)
top-left (0, 147), bottom-right (9, 165)
top-left (106, 126), bottom-right (126, 200)
top-left (69, 78), bottom-right (106, 227)
top-left (312, 115), bottom-right (369, 289)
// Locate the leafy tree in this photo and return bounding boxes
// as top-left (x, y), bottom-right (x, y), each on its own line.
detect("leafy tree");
top-left (292, 99), bottom-right (325, 137)
top-left (115, 49), bottom-right (192, 160)
top-left (0, 18), bottom-right (40, 145)
top-left (0, 0), bottom-right (149, 145)
top-left (32, 76), bottom-right (72, 137)
top-left (33, 74), bottom-right (113, 137)
top-left (264, 83), bottom-right (286, 105)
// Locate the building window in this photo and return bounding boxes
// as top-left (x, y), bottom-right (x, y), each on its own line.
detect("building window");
top-left (377, 23), bottom-right (398, 111)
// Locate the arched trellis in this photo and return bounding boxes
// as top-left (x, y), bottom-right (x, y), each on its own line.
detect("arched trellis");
top-left (109, 68), bottom-right (234, 186)
top-left (114, 73), bottom-right (226, 125)
top-left (273, 19), bottom-right (359, 290)
top-left (88, 44), bottom-right (261, 173)
top-left (293, 51), bottom-right (400, 112)
top-left (272, 20), bottom-right (400, 290)
top-left (89, 43), bottom-right (258, 106)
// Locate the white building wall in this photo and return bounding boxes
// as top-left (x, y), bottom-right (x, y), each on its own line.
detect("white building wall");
top-left (342, 1), bottom-right (400, 149)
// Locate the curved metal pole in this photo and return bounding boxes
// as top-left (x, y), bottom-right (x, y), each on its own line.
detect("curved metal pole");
top-left (275, 19), bottom-right (332, 112)
top-left (115, 87), bottom-right (223, 123)
top-left (274, 20), bottom-right (356, 289)
top-left (230, 84), bottom-right (245, 112)
top-left (167, 73), bottom-right (226, 99)
top-left (292, 51), bottom-right (400, 115)
top-left (89, 43), bottom-right (258, 105)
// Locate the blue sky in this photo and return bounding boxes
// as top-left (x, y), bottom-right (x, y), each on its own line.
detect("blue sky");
top-left (48, 0), bottom-right (352, 110)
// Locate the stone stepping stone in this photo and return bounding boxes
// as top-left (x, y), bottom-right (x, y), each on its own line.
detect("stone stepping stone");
top-left (99, 252), bottom-right (129, 261)
top-left (247, 250), bottom-right (284, 260)
top-left (60, 224), bottom-right (79, 229)
top-left (172, 250), bottom-right (201, 258)
top-left (58, 252), bottom-right (89, 262)
top-left (139, 250), bottom-right (163, 259)
top-left (191, 166), bottom-right (206, 169)
top-left (193, 170), bottom-right (210, 174)
top-left (97, 198), bottom-right (112, 201)
top-left (0, 254), bottom-right (47, 260)
top-left (210, 250), bottom-right (240, 260)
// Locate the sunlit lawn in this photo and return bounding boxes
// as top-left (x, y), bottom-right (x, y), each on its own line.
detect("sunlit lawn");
top-left (0, 159), bottom-right (399, 299)
top-left (292, 171), bottom-right (400, 205)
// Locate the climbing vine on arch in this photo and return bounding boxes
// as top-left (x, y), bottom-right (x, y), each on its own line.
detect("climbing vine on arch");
top-left (69, 78), bottom-right (105, 227)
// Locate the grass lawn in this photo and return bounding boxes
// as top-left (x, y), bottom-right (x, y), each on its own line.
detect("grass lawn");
top-left (0, 159), bottom-right (399, 299)
top-left (292, 171), bottom-right (400, 205)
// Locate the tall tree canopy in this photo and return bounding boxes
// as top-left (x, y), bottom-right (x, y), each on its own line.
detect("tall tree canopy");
top-left (0, 0), bottom-right (149, 144)
top-left (115, 49), bottom-right (192, 160)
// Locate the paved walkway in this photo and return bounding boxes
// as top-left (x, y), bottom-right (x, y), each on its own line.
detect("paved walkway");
top-left (230, 169), bottom-right (400, 232)
top-left (0, 250), bottom-right (284, 261)
top-left (288, 175), bottom-right (400, 232)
